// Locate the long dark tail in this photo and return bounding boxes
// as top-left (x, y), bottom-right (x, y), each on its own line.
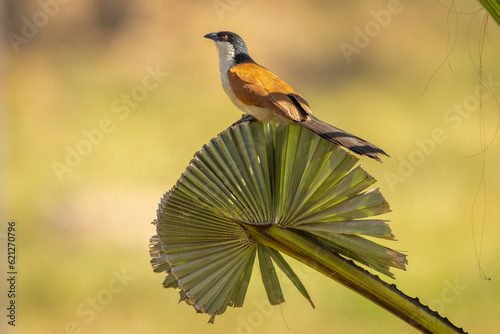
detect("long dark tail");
top-left (299, 115), bottom-right (389, 162)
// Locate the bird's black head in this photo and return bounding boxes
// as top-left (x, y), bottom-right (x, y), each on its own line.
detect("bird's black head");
top-left (204, 31), bottom-right (252, 64)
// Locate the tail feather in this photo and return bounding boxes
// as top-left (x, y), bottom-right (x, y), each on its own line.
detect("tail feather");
top-left (299, 115), bottom-right (388, 162)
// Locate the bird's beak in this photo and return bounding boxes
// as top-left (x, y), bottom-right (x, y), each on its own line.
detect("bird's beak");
top-left (204, 32), bottom-right (217, 41)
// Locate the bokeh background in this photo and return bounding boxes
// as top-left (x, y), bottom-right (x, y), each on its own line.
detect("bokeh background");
top-left (2, 0), bottom-right (500, 333)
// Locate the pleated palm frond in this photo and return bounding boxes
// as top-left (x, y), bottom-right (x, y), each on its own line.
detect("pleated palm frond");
top-left (150, 120), bottom-right (406, 322)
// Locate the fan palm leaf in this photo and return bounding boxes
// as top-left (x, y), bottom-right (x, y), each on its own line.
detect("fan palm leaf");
top-left (150, 120), bottom-right (405, 319)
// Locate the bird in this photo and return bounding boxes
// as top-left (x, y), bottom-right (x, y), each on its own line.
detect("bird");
top-left (204, 31), bottom-right (388, 162)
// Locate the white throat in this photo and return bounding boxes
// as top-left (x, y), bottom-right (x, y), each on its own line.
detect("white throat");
top-left (213, 41), bottom-right (236, 74)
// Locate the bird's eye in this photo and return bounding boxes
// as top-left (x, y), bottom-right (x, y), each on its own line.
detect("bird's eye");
top-left (220, 34), bottom-right (228, 40)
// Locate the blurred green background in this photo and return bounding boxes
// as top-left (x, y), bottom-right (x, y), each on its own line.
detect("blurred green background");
top-left (2, 0), bottom-right (500, 333)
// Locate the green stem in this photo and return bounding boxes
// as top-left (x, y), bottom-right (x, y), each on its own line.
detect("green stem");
top-left (241, 223), bottom-right (466, 334)
top-left (478, 0), bottom-right (500, 25)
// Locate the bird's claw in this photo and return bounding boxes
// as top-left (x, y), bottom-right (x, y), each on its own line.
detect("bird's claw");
top-left (231, 114), bottom-right (257, 127)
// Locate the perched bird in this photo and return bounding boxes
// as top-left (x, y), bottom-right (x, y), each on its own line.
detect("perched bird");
top-left (204, 31), bottom-right (388, 162)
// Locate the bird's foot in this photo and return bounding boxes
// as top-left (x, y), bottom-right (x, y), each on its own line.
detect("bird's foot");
top-left (231, 114), bottom-right (258, 127)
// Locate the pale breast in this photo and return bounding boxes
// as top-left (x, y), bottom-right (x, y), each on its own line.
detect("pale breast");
top-left (220, 70), bottom-right (291, 124)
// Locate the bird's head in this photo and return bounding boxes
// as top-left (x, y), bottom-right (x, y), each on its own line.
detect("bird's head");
top-left (204, 31), bottom-right (252, 66)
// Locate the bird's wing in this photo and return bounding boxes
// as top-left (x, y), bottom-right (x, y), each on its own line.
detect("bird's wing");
top-left (228, 62), bottom-right (312, 122)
